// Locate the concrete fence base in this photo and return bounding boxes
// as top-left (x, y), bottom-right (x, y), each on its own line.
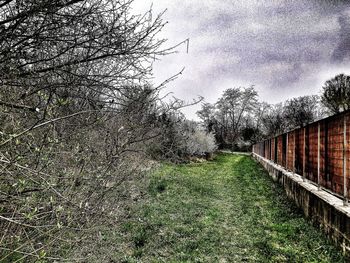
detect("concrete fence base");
top-left (253, 153), bottom-right (350, 257)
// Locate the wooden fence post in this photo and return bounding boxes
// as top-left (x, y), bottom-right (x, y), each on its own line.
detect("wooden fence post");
top-left (293, 132), bottom-right (295, 175)
top-left (318, 122), bottom-right (320, 190)
top-left (344, 115), bottom-right (348, 206)
top-left (286, 133), bottom-right (288, 169)
top-left (303, 127), bottom-right (306, 182)
top-left (270, 139), bottom-right (272, 160)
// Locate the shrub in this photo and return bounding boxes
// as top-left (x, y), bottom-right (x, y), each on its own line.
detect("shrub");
top-left (185, 129), bottom-right (218, 156)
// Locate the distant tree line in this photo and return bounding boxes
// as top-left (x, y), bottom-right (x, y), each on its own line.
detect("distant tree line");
top-left (197, 73), bottom-right (350, 151)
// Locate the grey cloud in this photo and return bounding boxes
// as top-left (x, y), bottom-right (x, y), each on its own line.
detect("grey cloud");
top-left (331, 10), bottom-right (350, 62)
top-left (133, 0), bottom-right (350, 119)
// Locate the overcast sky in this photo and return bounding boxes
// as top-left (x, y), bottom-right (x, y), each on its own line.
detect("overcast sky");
top-left (132, 0), bottom-right (350, 120)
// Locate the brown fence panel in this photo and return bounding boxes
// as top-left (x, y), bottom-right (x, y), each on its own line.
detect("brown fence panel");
top-left (277, 135), bottom-right (283, 166)
top-left (295, 128), bottom-right (304, 176)
top-left (270, 139), bottom-right (272, 160)
top-left (257, 142), bottom-right (261, 156)
top-left (287, 131), bottom-right (295, 171)
top-left (253, 110), bottom-right (350, 200)
top-left (271, 139), bottom-right (274, 161)
top-left (327, 115), bottom-right (344, 195)
top-left (282, 134), bottom-right (287, 167)
top-left (262, 141), bottom-right (264, 158)
top-left (262, 141), bottom-right (266, 158)
top-left (319, 120), bottom-right (326, 188)
top-left (262, 141), bottom-right (265, 158)
top-left (346, 113), bottom-right (350, 198)
top-left (306, 122), bottom-right (318, 183)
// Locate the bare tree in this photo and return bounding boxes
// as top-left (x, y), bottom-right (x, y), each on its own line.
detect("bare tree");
top-left (240, 101), bottom-right (270, 143)
top-left (0, 0), bottom-right (182, 261)
top-left (260, 103), bottom-right (288, 137)
top-left (196, 86), bottom-right (258, 149)
top-left (196, 102), bottom-right (216, 132)
top-left (283, 95), bottom-right (319, 129)
top-left (215, 86), bottom-right (258, 148)
top-left (321, 73), bottom-right (350, 114)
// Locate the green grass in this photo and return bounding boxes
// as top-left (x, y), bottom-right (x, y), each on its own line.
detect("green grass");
top-left (111, 154), bottom-right (346, 262)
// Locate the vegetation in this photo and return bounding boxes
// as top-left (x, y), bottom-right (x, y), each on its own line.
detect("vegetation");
top-left (197, 79), bottom-right (347, 150)
top-left (109, 154), bottom-right (345, 262)
top-left (197, 87), bottom-right (259, 149)
top-left (0, 0), bottom-right (349, 261)
top-left (0, 1), bottom-right (207, 260)
top-left (197, 87), bottom-right (324, 150)
top-left (321, 73), bottom-right (350, 114)
top-left (148, 115), bottom-right (217, 163)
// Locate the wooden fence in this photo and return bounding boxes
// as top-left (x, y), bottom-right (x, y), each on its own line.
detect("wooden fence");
top-left (252, 110), bottom-right (350, 204)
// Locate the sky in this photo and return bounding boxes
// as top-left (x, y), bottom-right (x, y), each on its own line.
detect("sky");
top-left (132, 0), bottom-right (350, 120)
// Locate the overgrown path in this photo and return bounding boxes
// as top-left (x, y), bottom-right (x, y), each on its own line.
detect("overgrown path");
top-left (120, 154), bottom-right (345, 262)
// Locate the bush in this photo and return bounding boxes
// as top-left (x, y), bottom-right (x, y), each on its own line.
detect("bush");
top-left (185, 129), bottom-right (218, 156)
top-left (146, 116), bottom-right (218, 162)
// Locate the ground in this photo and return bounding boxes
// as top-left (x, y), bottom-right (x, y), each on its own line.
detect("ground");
top-left (102, 153), bottom-right (346, 262)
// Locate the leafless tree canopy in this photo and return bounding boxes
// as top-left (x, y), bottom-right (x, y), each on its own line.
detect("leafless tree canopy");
top-left (197, 88), bottom-right (323, 150)
top-left (321, 73), bottom-right (350, 114)
top-left (0, 0), bottom-right (181, 261)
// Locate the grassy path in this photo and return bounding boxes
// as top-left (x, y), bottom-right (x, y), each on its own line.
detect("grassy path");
top-left (119, 154), bottom-right (345, 262)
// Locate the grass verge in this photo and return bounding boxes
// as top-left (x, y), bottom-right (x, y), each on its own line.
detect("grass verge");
top-left (105, 154), bottom-right (346, 262)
